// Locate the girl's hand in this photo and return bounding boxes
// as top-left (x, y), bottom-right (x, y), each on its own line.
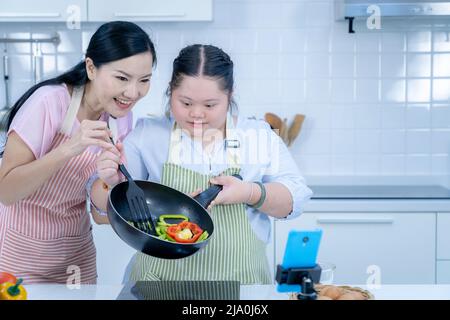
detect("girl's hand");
top-left (207, 175), bottom-right (252, 209)
top-left (96, 141), bottom-right (125, 187)
top-left (60, 120), bottom-right (114, 158)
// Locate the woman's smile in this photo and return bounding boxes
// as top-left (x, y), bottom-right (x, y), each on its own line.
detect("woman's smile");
top-left (113, 97), bottom-right (134, 110)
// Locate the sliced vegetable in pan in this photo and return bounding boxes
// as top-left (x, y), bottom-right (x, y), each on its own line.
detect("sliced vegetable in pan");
top-left (127, 214), bottom-right (209, 243)
top-left (158, 214), bottom-right (188, 226)
top-left (166, 221), bottom-right (203, 243)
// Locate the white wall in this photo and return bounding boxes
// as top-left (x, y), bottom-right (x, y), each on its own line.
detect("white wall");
top-left (1, 0), bottom-right (449, 177)
top-left (1, 0), bottom-right (450, 284)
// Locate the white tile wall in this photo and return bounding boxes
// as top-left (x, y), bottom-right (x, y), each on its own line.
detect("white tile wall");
top-left (433, 79), bottom-right (450, 101)
top-left (0, 0), bottom-right (449, 177)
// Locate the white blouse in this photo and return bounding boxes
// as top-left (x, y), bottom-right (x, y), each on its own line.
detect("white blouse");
top-left (123, 115), bottom-right (313, 244)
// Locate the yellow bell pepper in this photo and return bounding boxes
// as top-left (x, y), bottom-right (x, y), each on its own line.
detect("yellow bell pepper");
top-left (0, 278), bottom-right (27, 300)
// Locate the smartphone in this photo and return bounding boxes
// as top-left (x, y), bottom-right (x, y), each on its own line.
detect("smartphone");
top-left (276, 229), bottom-right (322, 293)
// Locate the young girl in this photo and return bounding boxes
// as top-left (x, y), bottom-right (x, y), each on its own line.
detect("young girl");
top-left (0, 21), bottom-right (156, 284)
top-left (93, 44), bottom-right (312, 284)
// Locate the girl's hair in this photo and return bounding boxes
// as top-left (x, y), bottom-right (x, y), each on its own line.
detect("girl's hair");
top-left (165, 44), bottom-right (237, 116)
top-left (1, 21), bottom-right (156, 155)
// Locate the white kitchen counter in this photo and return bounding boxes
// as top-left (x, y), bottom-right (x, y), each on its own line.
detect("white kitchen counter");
top-left (24, 284), bottom-right (450, 300)
top-left (301, 175), bottom-right (450, 213)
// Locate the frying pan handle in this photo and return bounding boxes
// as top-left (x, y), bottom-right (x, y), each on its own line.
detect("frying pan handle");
top-left (194, 174), bottom-right (242, 208)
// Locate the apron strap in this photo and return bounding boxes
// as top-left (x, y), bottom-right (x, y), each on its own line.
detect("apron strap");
top-left (60, 85), bottom-right (84, 136)
top-left (168, 112), bottom-right (241, 168)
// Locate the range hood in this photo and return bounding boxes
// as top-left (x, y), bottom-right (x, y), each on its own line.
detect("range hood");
top-left (336, 0), bottom-right (450, 19)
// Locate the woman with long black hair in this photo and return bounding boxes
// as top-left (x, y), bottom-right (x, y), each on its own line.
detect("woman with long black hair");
top-left (0, 21), bottom-right (156, 284)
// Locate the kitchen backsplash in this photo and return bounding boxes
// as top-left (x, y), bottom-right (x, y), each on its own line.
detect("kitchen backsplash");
top-left (0, 0), bottom-right (449, 177)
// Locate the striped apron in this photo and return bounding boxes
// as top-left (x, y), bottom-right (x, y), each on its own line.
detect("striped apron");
top-left (130, 115), bottom-right (271, 284)
top-left (0, 85), bottom-right (97, 284)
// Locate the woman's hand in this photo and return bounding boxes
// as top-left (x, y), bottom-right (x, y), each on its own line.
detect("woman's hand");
top-left (60, 120), bottom-right (114, 158)
top-left (96, 141), bottom-right (125, 187)
top-left (207, 175), bottom-right (252, 209)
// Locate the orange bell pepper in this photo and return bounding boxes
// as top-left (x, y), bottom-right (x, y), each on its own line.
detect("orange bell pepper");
top-left (0, 278), bottom-right (27, 300)
top-left (166, 221), bottom-right (203, 243)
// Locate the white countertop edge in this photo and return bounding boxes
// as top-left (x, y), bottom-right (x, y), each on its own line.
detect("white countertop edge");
top-left (24, 284), bottom-right (450, 300)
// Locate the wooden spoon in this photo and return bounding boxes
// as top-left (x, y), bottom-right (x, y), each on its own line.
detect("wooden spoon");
top-left (287, 114), bottom-right (305, 147)
top-left (264, 112), bottom-right (283, 135)
top-left (280, 118), bottom-right (289, 144)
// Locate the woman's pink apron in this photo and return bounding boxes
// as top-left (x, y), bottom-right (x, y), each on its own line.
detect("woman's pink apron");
top-left (0, 86), bottom-right (97, 284)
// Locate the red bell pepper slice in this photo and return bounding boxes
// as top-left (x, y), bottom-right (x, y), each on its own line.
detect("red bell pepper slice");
top-left (0, 272), bottom-right (17, 285)
top-left (166, 221), bottom-right (203, 243)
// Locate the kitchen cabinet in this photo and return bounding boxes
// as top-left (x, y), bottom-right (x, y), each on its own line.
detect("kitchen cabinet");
top-left (437, 261), bottom-right (450, 284)
top-left (437, 213), bottom-right (450, 260)
top-left (0, 0), bottom-right (212, 22)
top-left (0, 0), bottom-right (87, 22)
top-left (88, 0), bottom-right (213, 22)
top-left (275, 212), bottom-right (436, 285)
top-left (436, 212), bottom-right (450, 284)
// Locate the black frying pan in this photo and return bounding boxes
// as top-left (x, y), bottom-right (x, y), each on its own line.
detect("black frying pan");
top-left (107, 174), bottom-right (241, 259)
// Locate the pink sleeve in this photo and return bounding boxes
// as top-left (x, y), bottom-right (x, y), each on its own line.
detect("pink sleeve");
top-left (8, 85), bottom-right (69, 159)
